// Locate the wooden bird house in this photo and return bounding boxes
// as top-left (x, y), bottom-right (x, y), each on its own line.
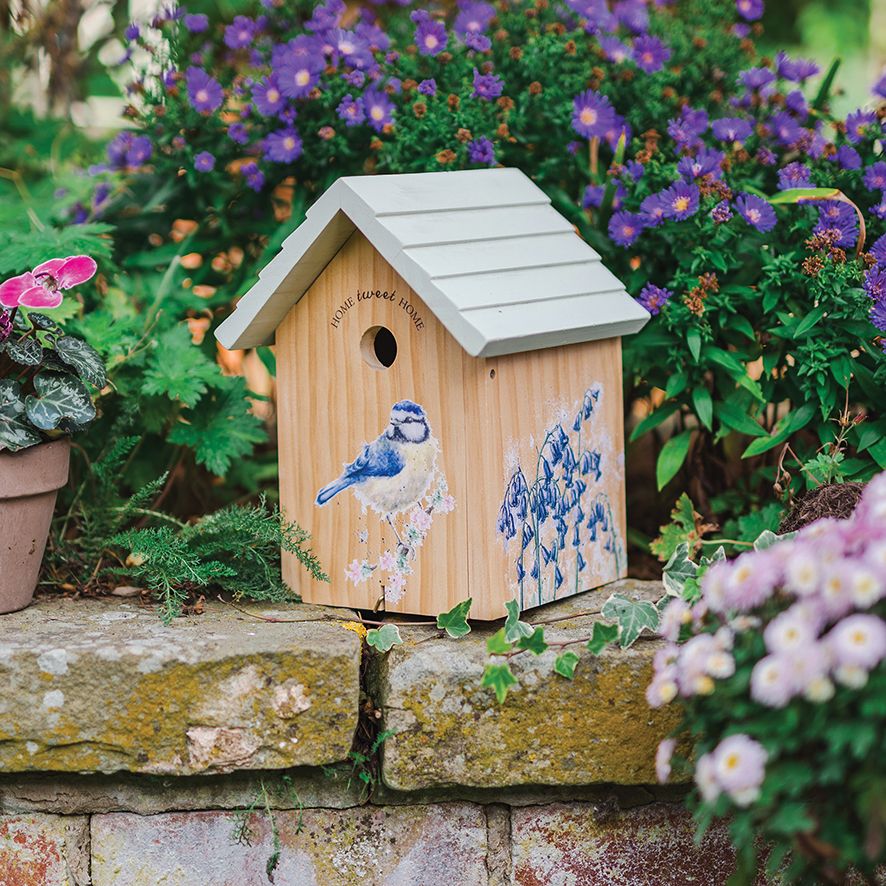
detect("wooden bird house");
top-left (216, 169), bottom-right (649, 620)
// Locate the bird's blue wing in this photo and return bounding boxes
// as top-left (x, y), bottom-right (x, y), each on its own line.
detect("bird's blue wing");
top-left (341, 439), bottom-right (405, 482)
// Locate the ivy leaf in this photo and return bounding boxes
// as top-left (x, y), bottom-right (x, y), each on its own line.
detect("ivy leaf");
top-left (586, 621), bottom-right (619, 655)
top-left (168, 376), bottom-right (266, 476)
top-left (481, 662), bottom-right (518, 703)
top-left (4, 336), bottom-right (42, 366)
top-left (54, 336), bottom-right (108, 388)
top-left (601, 594), bottom-right (659, 648)
top-left (365, 624), bottom-right (402, 653)
top-left (662, 542), bottom-right (698, 596)
top-left (504, 598), bottom-right (534, 642)
top-left (753, 530), bottom-right (790, 551)
top-left (437, 598), bottom-right (472, 638)
top-left (487, 627), bottom-right (514, 654)
top-left (24, 372), bottom-right (95, 431)
top-left (553, 650), bottom-right (580, 679)
top-left (656, 429), bottom-right (692, 490)
top-left (516, 626), bottom-right (548, 655)
top-left (142, 325), bottom-right (224, 408)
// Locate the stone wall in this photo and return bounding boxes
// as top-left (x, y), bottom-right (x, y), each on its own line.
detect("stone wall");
top-left (0, 582), bottom-right (747, 885)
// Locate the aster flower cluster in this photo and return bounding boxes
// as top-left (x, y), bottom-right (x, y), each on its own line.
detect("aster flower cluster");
top-left (649, 474), bottom-right (886, 878)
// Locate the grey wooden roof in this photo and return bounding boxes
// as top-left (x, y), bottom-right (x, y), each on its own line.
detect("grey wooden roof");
top-left (214, 168), bottom-right (649, 357)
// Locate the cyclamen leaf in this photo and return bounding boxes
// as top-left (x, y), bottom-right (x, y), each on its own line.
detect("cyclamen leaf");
top-left (586, 621), bottom-right (619, 655)
top-left (481, 662), bottom-right (518, 704)
top-left (437, 598), bottom-right (472, 638)
top-left (0, 381), bottom-right (41, 451)
top-left (553, 650), bottom-right (580, 679)
top-left (516, 626), bottom-right (548, 655)
top-left (4, 336), bottom-right (42, 365)
top-left (504, 598), bottom-right (534, 642)
top-left (601, 594), bottom-right (659, 648)
top-left (365, 624), bottom-right (402, 653)
top-left (54, 336), bottom-right (108, 388)
top-left (24, 372), bottom-right (95, 431)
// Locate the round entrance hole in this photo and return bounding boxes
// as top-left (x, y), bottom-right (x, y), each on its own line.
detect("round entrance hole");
top-left (361, 325), bottom-right (398, 369)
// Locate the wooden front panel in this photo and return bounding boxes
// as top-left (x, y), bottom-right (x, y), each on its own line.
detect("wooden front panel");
top-left (276, 232), bottom-right (471, 615)
top-left (463, 339), bottom-right (628, 619)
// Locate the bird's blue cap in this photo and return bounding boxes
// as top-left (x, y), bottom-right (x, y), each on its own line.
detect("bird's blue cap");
top-left (391, 400), bottom-right (425, 416)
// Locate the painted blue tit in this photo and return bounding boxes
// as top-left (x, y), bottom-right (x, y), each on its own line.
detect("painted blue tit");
top-left (315, 400), bottom-right (439, 517)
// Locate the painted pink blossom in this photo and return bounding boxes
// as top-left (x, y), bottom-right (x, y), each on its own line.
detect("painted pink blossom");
top-left (0, 255), bottom-right (97, 310)
top-left (384, 571), bottom-right (407, 603)
top-left (377, 550), bottom-right (397, 571)
top-left (409, 506), bottom-right (433, 533)
top-left (344, 558), bottom-right (368, 584)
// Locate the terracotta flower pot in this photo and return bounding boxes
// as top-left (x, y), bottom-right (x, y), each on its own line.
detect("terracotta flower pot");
top-left (0, 439), bottom-right (70, 614)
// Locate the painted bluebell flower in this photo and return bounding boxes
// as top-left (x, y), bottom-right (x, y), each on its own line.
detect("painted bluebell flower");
top-left (554, 566), bottom-right (564, 590)
top-left (577, 552), bottom-right (587, 572)
top-left (522, 522), bottom-right (534, 550)
top-left (516, 560), bottom-right (526, 582)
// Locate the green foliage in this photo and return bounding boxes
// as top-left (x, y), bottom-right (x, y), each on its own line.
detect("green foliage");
top-left (553, 650), bottom-right (580, 679)
top-left (436, 598), bottom-right (472, 639)
top-left (481, 662), bottom-right (519, 704)
top-left (365, 624), bottom-right (403, 653)
top-left (336, 728), bottom-right (397, 801)
top-left (503, 598), bottom-right (534, 642)
top-left (586, 621), bottom-right (620, 655)
top-left (600, 594), bottom-right (659, 648)
top-left (517, 626), bottom-right (548, 656)
top-left (650, 493), bottom-right (717, 561)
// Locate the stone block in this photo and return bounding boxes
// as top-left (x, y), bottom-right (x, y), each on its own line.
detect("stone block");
top-left (510, 802), bottom-right (738, 885)
top-left (0, 813), bottom-right (89, 886)
top-left (376, 580), bottom-right (680, 790)
top-left (0, 599), bottom-right (361, 775)
top-left (91, 803), bottom-right (489, 885)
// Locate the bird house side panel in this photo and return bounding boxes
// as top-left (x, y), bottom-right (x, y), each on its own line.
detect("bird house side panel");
top-left (463, 339), bottom-right (628, 619)
top-left (276, 231), bottom-right (471, 617)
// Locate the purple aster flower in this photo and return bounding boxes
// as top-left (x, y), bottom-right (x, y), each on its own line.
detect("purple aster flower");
top-left (124, 23), bottom-right (140, 41)
top-left (668, 107), bottom-right (708, 151)
top-left (711, 199), bottom-right (733, 223)
top-left (732, 23), bottom-right (751, 38)
top-left (571, 89), bottom-right (616, 139)
top-left (185, 67), bottom-right (223, 114)
top-left (411, 10), bottom-right (447, 56)
top-left (241, 161), bottom-right (265, 192)
top-left (757, 146), bottom-right (777, 166)
top-left (712, 116), bottom-right (753, 142)
top-left (275, 52), bottom-right (322, 99)
top-left (343, 70), bottom-right (366, 88)
top-left (636, 283), bottom-right (673, 315)
top-left (455, 1), bottom-right (495, 36)
top-left (608, 211), bottom-right (645, 247)
top-left (583, 185), bottom-right (605, 209)
top-left (464, 32), bottom-right (491, 51)
top-left (387, 77), bottom-right (403, 94)
top-left (769, 111), bottom-right (803, 147)
top-left (600, 36), bottom-right (630, 63)
top-left (632, 35), bottom-right (670, 74)
top-left (777, 162), bottom-right (812, 190)
top-left (659, 181), bottom-right (700, 221)
top-left (784, 90), bottom-right (809, 118)
top-left (615, 0), bottom-right (649, 34)
top-left (363, 88), bottom-right (394, 131)
top-left (678, 147), bottom-right (724, 181)
top-left (356, 19), bottom-right (389, 52)
top-left (871, 198), bottom-right (886, 220)
top-left (864, 267), bottom-right (886, 301)
top-left (871, 299), bottom-right (886, 332)
top-left (125, 135), bottom-right (152, 166)
top-left (735, 0), bottom-right (763, 20)
top-left (183, 13), bottom-right (208, 33)
top-left (776, 52), bottom-right (820, 82)
top-left (331, 29), bottom-right (374, 70)
top-left (252, 77), bottom-right (285, 116)
top-left (845, 108), bottom-right (878, 144)
top-left (472, 67), bottom-right (503, 101)
top-left (870, 233), bottom-right (886, 264)
top-left (224, 16), bottom-right (256, 49)
top-left (836, 145), bottom-right (862, 170)
top-left (815, 201), bottom-right (858, 247)
top-left (740, 67), bottom-right (776, 92)
top-left (418, 79), bottom-right (437, 96)
top-left (336, 93), bottom-right (365, 126)
top-left (264, 128), bottom-right (303, 163)
top-left (625, 160), bottom-right (644, 180)
top-left (874, 73), bottom-right (886, 99)
top-left (467, 136), bottom-right (496, 166)
top-left (864, 162), bottom-right (886, 192)
top-left (227, 123), bottom-right (249, 145)
top-left (194, 151), bottom-right (215, 172)
top-left (640, 192), bottom-right (669, 226)
top-left (736, 193), bottom-right (777, 232)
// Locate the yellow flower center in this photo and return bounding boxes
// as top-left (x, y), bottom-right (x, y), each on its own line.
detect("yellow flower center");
top-left (284, 137), bottom-right (295, 150)
top-left (371, 106), bottom-right (384, 120)
top-left (267, 89), bottom-right (280, 102)
top-left (425, 35), bottom-right (439, 49)
top-left (674, 196), bottom-right (690, 212)
top-left (725, 752), bottom-right (740, 770)
top-left (579, 108), bottom-right (597, 126)
top-left (295, 70), bottom-right (310, 86)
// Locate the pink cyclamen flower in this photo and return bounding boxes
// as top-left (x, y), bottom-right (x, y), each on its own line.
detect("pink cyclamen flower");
top-left (713, 734), bottom-right (767, 807)
top-left (656, 738), bottom-right (676, 784)
top-left (0, 255), bottom-right (97, 310)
